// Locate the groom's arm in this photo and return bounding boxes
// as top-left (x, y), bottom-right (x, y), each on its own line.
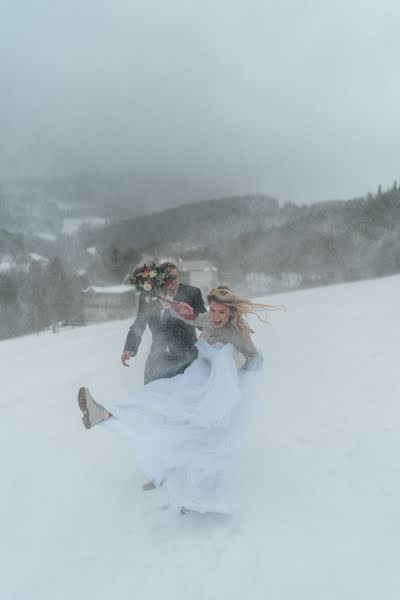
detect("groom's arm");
top-left (123, 292), bottom-right (149, 355)
top-left (167, 305), bottom-right (209, 328)
top-left (191, 288), bottom-right (207, 314)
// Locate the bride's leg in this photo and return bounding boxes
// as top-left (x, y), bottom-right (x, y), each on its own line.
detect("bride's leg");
top-left (78, 387), bottom-right (111, 429)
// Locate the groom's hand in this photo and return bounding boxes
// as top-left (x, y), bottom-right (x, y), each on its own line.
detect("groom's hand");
top-left (121, 351), bottom-right (133, 366)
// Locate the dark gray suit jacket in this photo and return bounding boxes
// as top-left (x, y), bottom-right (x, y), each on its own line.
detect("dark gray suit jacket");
top-left (124, 283), bottom-right (206, 384)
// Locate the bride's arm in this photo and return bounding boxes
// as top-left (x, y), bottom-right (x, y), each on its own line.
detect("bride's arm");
top-left (166, 302), bottom-right (210, 328)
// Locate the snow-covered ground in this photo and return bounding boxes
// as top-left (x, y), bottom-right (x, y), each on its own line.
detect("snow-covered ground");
top-left (1, 275), bottom-right (399, 600)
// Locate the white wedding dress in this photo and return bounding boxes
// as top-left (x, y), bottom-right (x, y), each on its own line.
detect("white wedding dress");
top-left (103, 337), bottom-right (263, 514)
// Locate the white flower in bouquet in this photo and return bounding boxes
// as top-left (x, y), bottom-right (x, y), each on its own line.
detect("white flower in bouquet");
top-left (143, 282), bottom-right (153, 292)
top-left (149, 270), bottom-right (157, 278)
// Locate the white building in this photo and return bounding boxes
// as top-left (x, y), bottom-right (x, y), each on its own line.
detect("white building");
top-left (177, 259), bottom-right (219, 295)
top-left (245, 272), bottom-right (276, 296)
top-left (82, 285), bottom-right (136, 323)
top-left (281, 272), bottom-right (303, 289)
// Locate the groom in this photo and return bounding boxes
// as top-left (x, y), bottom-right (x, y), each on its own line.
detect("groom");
top-left (121, 262), bottom-right (206, 384)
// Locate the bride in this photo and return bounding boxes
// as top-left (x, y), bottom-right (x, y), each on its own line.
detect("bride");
top-left (77, 286), bottom-right (277, 515)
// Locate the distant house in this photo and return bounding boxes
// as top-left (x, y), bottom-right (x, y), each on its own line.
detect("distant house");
top-left (245, 272), bottom-right (276, 296)
top-left (244, 271), bottom-right (303, 296)
top-left (281, 272), bottom-right (303, 289)
top-left (82, 285), bottom-right (136, 323)
top-left (177, 260), bottom-right (219, 295)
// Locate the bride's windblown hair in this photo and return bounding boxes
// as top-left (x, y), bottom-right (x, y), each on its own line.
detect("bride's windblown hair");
top-left (207, 286), bottom-right (285, 346)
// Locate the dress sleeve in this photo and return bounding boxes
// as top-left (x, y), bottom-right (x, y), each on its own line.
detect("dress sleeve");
top-left (232, 349), bottom-right (247, 368)
top-left (227, 329), bottom-right (261, 369)
top-left (242, 339), bottom-right (263, 370)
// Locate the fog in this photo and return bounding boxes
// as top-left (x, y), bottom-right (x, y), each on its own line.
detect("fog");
top-left (1, 0), bottom-right (400, 204)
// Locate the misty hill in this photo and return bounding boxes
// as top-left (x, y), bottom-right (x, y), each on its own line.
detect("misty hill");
top-left (81, 184), bottom-right (400, 286)
top-left (0, 172), bottom-right (223, 229)
top-left (225, 185), bottom-right (400, 284)
top-left (80, 193), bottom-right (280, 254)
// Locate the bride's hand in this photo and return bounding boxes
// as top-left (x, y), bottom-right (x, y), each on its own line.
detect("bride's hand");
top-left (176, 302), bottom-right (194, 317)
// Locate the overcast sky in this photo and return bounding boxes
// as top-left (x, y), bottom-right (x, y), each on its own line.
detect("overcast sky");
top-left (1, 0), bottom-right (399, 204)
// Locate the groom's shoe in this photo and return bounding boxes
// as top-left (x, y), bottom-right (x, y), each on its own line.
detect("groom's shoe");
top-left (78, 387), bottom-right (110, 429)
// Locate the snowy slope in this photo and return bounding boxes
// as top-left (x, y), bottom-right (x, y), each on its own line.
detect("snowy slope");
top-left (1, 275), bottom-right (400, 600)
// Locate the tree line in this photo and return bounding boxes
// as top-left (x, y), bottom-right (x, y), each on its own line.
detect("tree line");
top-left (0, 257), bottom-right (82, 340)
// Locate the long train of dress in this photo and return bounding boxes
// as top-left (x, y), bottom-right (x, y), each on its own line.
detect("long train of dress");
top-left (102, 338), bottom-right (263, 514)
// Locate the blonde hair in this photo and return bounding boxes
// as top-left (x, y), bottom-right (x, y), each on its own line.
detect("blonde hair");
top-left (207, 286), bottom-right (285, 347)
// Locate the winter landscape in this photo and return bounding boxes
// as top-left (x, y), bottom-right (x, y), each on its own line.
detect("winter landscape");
top-left (1, 273), bottom-right (399, 600)
top-left (2, 2), bottom-right (400, 598)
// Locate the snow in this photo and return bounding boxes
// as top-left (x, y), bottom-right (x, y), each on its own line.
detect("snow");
top-left (28, 252), bottom-right (48, 264)
top-left (0, 259), bottom-right (14, 273)
top-left (1, 275), bottom-right (399, 599)
top-left (0, 259), bottom-right (29, 273)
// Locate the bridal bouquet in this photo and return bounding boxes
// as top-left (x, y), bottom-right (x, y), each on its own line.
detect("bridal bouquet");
top-left (128, 261), bottom-right (176, 295)
top-left (128, 261), bottom-right (198, 319)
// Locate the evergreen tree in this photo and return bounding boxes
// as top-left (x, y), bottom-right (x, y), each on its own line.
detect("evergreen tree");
top-left (46, 257), bottom-right (79, 331)
top-left (22, 263), bottom-right (49, 333)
